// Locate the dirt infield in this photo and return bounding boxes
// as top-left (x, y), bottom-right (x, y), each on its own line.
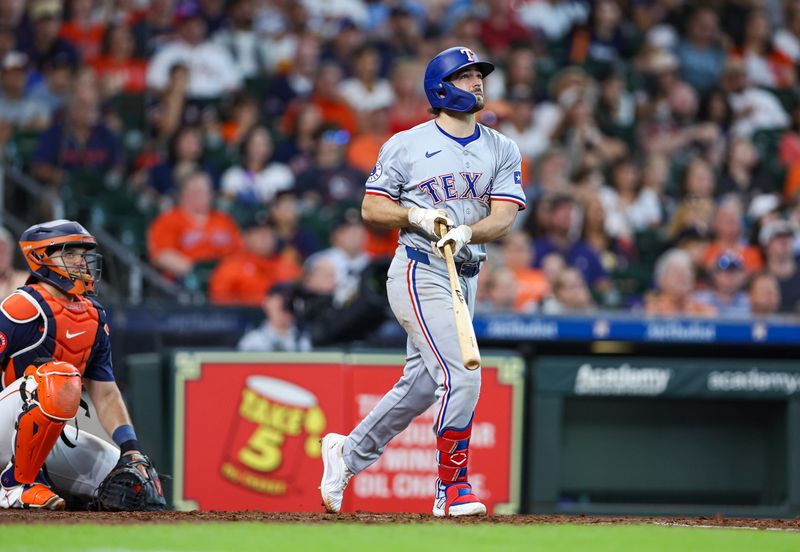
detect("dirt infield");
top-left (0, 510), bottom-right (798, 529)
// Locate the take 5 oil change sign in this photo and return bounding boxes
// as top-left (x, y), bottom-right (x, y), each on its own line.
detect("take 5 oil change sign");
top-left (171, 352), bottom-right (523, 514)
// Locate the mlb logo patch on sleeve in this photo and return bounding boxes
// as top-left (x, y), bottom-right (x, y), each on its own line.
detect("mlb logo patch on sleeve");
top-left (513, 171), bottom-right (521, 184)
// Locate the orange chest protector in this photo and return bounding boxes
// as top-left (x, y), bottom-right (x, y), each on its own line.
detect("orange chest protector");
top-left (2, 285), bottom-right (99, 386)
top-left (39, 288), bottom-right (99, 373)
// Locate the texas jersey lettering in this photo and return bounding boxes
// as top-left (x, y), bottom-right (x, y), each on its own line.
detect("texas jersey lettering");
top-left (365, 121), bottom-right (525, 263)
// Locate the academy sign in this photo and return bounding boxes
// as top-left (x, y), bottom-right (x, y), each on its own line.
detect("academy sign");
top-left (574, 363), bottom-right (672, 396)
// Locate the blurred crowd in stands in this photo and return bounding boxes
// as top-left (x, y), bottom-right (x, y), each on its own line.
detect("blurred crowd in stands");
top-left (2, 0), bottom-right (800, 351)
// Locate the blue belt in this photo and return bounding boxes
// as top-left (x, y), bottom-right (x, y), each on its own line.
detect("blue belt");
top-left (405, 246), bottom-right (481, 278)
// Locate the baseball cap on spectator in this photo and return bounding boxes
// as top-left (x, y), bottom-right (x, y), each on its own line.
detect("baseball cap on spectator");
top-left (759, 220), bottom-right (796, 246)
top-left (240, 209), bottom-right (271, 230)
top-left (713, 251), bottom-right (744, 272)
top-left (2, 51), bottom-right (28, 72)
top-left (319, 128), bottom-right (351, 146)
top-left (30, 0), bottom-right (61, 20)
top-left (174, 0), bottom-right (202, 23)
top-left (748, 194), bottom-right (781, 221)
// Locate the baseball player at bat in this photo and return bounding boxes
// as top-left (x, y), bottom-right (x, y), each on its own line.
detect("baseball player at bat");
top-left (320, 46), bottom-right (525, 517)
top-left (0, 220), bottom-right (165, 511)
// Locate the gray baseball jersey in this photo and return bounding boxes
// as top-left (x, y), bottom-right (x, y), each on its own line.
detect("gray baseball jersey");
top-left (343, 120), bottom-right (524, 498)
top-left (364, 120), bottom-right (526, 262)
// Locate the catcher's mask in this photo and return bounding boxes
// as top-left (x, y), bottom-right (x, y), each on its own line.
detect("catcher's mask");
top-left (19, 220), bottom-right (102, 296)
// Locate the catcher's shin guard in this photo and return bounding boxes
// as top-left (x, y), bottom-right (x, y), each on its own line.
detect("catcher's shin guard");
top-left (13, 362), bottom-right (81, 484)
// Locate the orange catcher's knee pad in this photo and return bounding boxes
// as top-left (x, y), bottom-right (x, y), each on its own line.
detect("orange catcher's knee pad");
top-left (24, 361), bottom-right (82, 420)
top-left (13, 361), bottom-right (82, 484)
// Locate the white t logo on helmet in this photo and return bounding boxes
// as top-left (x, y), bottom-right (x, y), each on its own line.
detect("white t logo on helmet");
top-left (460, 48), bottom-right (476, 62)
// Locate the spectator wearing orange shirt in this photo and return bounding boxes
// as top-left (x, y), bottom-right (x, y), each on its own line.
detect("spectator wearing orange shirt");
top-left (209, 217), bottom-right (302, 306)
top-left (346, 106), bottom-right (399, 257)
top-left (148, 170), bottom-right (243, 279)
top-left (90, 24), bottom-right (147, 97)
top-left (347, 107), bottom-right (391, 176)
top-left (703, 196), bottom-right (763, 274)
top-left (501, 230), bottom-right (549, 310)
top-left (386, 60), bottom-right (429, 134)
top-left (59, 0), bottom-right (104, 63)
top-left (309, 62), bottom-right (358, 136)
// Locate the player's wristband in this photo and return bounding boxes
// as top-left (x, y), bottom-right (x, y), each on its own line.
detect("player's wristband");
top-left (113, 425), bottom-right (139, 453)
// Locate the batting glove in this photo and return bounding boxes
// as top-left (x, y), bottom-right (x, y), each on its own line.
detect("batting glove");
top-left (408, 206), bottom-right (454, 238)
top-left (431, 225), bottom-right (473, 259)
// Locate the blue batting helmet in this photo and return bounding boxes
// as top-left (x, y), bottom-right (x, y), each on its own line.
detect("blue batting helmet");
top-left (424, 46), bottom-right (495, 113)
top-left (19, 219), bottom-right (102, 296)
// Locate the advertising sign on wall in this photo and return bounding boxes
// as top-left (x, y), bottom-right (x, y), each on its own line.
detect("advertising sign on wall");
top-left (171, 352), bottom-right (524, 514)
top-left (535, 356), bottom-right (800, 399)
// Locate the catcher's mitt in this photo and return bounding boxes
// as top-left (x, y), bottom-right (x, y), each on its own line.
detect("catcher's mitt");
top-left (91, 452), bottom-right (167, 511)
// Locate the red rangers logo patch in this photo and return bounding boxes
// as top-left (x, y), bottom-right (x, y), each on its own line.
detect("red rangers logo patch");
top-left (0, 331), bottom-right (7, 353)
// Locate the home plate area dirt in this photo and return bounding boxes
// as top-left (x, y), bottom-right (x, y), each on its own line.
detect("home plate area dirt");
top-left (0, 511), bottom-right (798, 530)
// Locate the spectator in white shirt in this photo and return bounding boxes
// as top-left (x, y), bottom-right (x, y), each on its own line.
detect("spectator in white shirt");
top-left (773, 1), bottom-right (800, 63)
top-left (146, 0), bottom-right (242, 101)
top-left (338, 44), bottom-right (394, 115)
top-left (0, 52), bottom-right (49, 134)
top-left (221, 125), bottom-right (294, 208)
top-left (721, 59), bottom-right (789, 137)
top-left (301, 0), bottom-right (368, 30)
top-left (518, 0), bottom-right (589, 41)
top-left (238, 283), bottom-right (312, 352)
top-left (212, 0), bottom-right (268, 80)
top-left (600, 155), bottom-right (662, 237)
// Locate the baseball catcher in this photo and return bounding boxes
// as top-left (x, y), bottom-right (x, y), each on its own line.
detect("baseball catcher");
top-left (0, 220), bottom-right (165, 511)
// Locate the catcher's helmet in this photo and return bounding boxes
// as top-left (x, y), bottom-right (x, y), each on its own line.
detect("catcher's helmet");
top-left (19, 219), bottom-right (102, 296)
top-left (424, 46), bottom-right (495, 113)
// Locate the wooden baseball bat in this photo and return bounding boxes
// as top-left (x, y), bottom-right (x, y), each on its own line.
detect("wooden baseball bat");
top-left (435, 221), bottom-right (481, 370)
